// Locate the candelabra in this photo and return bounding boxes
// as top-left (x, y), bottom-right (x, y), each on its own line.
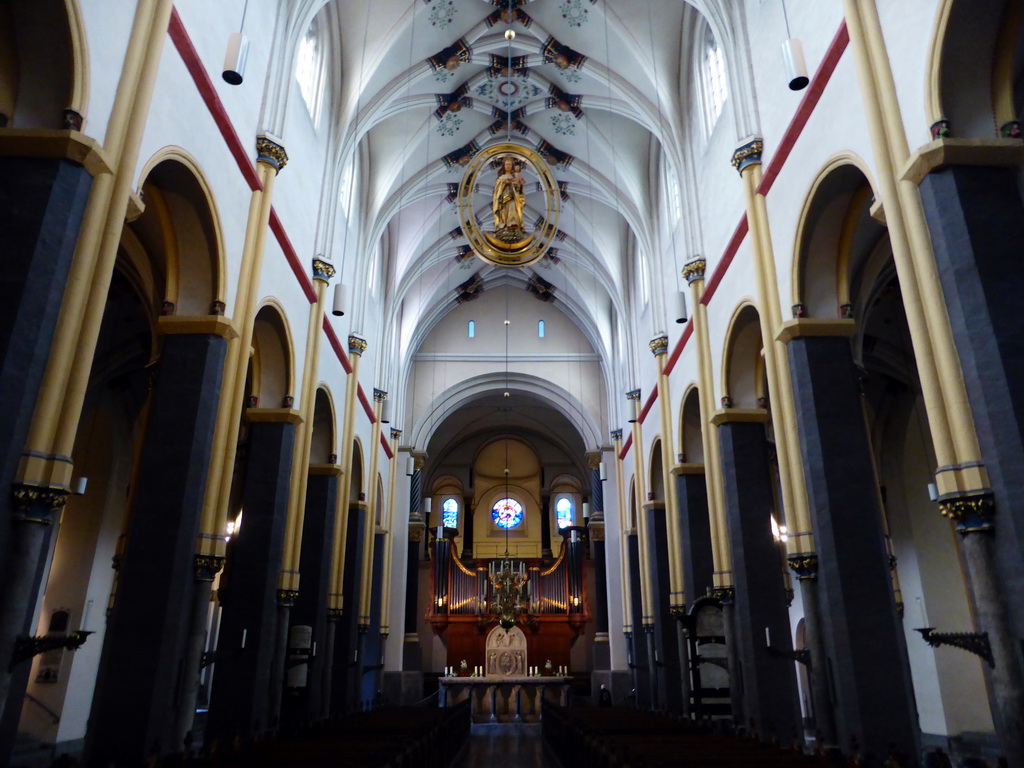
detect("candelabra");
top-left (488, 557), bottom-right (529, 629)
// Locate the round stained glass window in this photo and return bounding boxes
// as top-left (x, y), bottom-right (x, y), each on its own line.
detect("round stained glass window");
top-left (492, 498), bottom-right (524, 529)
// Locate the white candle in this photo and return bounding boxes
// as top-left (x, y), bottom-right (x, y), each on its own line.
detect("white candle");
top-left (765, 626), bottom-right (771, 647)
top-left (241, 629), bottom-right (247, 649)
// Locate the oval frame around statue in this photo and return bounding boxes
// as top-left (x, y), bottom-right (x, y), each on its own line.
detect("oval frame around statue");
top-left (457, 143), bottom-right (561, 268)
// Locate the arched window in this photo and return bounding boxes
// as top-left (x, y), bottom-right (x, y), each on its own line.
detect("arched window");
top-left (555, 496), bottom-right (573, 529)
top-left (468, 320), bottom-right (475, 338)
top-left (296, 15), bottom-right (327, 127)
top-left (442, 497), bottom-right (459, 529)
top-left (699, 26), bottom-right (728, 138)
top-left (492, 498), bottom-right (524, 529)
top-left (538, 320), bottom-right (545, 338)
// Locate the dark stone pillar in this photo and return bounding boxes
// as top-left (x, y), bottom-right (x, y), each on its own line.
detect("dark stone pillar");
top-left (646, 504), bottom-right (683, 712)
top-left (85, 329), bottom-right (227, 767)
top-left (788, 334), bottom-right (916, 758)
top-left (206, 414), bottom-right (297, 745)
top-left (718, 419), bottom-right (800, 743)
top-left (625, 532), bottom-right (651, 709)
top-left (283, 467), bottom-right (338, 725)
top-left (676, 470), bottom-right (714, 603)
top-left (541, 496), bottom-right (553, 559)
top-left (359, 533), bottom-right (386, 707)
top-left (919, 167), bottom-right (1024, 766)
top-left (0, 157), bottom-right (93, 730)
top-left (402, 526), bottom-right (424, 671)
top-left (590, 528), bottom-right (610, 669)
top-left (462, 494), bottom-right (474, 557)
top-left (918, 165), bottom-right (1024, 625)
top-left (331, 504), bottom-right (366, 715)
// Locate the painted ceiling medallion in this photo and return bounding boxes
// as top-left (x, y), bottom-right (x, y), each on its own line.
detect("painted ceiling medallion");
top-left (457, 143), bottom-right (561, 268)
top-left (559, 0), bottom-right (591, 27)
top-left (428, 0), bottom-right (457, 27)
top-left (474, 75), bottom-right (542, 111)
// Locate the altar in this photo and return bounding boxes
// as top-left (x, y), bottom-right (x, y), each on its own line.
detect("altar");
top-left (438, 675), bottom-right (570, 723)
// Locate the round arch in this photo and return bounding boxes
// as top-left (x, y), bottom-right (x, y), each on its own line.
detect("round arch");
top-left (310, 384), bottom-right (337, 464)
top-left (791, 153), bottom-right (882, 319)
top-left (679, 384), bottom-right (704, 464)
top-left (251, 300), bottom-right (296, 408)
top-left (720, 302), bottom-right (764, 410)
top-left (408, 371), bottom-right (602, 452)
top-left (136, 149), bottom-right (227, 313)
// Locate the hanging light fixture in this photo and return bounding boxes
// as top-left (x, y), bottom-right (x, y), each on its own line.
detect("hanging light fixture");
top-left (222, 0), bottom-right (250, 85)
top-left (780, 0), bottom-right (808, 90)
top-left (672, 291), bottom-right (688, 324)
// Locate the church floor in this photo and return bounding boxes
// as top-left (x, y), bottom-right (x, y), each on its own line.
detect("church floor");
top-left (455, 724), bottom-right (557, 768)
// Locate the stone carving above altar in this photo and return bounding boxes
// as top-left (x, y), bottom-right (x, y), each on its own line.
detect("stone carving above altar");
top-left (486, 625), bottom-right (527, 677)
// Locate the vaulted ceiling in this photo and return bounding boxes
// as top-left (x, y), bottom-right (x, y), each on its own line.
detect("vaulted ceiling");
top-left (321, 0), bottom-right (700, 374)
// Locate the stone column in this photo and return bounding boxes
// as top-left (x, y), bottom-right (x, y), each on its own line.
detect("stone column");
top-left (541, 494), bottom-right (553, 559)
top-left (331, 503), bottom-right (367, 714)
top-left (716, 415), bottom-right (801, 743)
top-left (206, 410), bottom-right (299, 745)
top-left (675, 467), bottom-right (714, 604)
top-left (402, 455), bottom-right (426, 673)
top-left (918, 160), bottom-right (1024, 766)
top-left (284, 464), bottom-right (338, 726)
top-left (784, 325), bottom-right (916, 757)
top-left (645, 502), bottom-right (683, 712)
top-left (0, 150), bottom-right (94, 728)
top-left (625, 533), bottom-right (651, 709)
top-left (85, 319), bottom-right (230, 766)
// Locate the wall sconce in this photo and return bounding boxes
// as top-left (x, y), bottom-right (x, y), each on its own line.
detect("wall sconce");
top-left (406, 455), bottom-right (415, 476)
top-left (673, 291), bottom-right (688, 324)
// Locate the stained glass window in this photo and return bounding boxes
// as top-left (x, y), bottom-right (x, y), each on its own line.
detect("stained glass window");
top-left (442, 498), bottom-right (459, 529)
top-left (555, 497), bottom-right (573, 529)
top-left (492, 498), bottom-right (524, 529)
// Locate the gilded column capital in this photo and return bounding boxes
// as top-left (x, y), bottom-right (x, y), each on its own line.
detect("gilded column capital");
top-left (256, 135), bottom-right (288, 173)
top-left (649, 334), bottom-right (669, 356)
top-left (390, 428), bottom-right (403, 441)
top-left (312, 257), bottom-right (336, 283)
top-left (194, 554), bottom-right (225, 582)
top-left (787, 553), bottom-right (819, 580)
top-left (348, 334), bottom-right (368, 356)
top-left (413, 451), bottom-right (428, 471)
top-left (373, 388), bottom-right (388, 403)
top-left (586, 450), bottom-right (602, 470)
top-left (610, 429), bottom-right (623, 442)
top-left (710, 585), bottom-right (736, 604)
top-left (625, 389), bottom-right (641, 401)
top-left (939, 492), bottom-right (995, 534)
top-left (11, 484), bottom-right (69, 524)
top-left (681, 257), bottom-right (706, 284)
top-left (730, 137), bottom-right (763, 173)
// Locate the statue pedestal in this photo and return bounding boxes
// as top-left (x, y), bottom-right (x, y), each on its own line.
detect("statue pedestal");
top-left (438, 676), bottom-right (570, 723)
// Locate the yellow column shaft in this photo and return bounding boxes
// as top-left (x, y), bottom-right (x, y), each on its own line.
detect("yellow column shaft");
top-left (612, 435), bottom-right (632, 631)
top-left (654, 350), bottom-right (685, 608)
top-left (330, 346), bottom-right (363, 612)
top-left (630, 413), bottom-right (654, 625)
top-left (853, 0), bottom-right (985, 481)
top-left (280, 277), bottom-right (329, 592)
top-left (200, 158), bottom-right (282, 557)
top-left (19, 0), bottom-right (171, 490)
top-left (739, 161), bottom-right (814, 553)
top-left (840, 0), bottom-right (958, 480)
top-left (359, 400), bottom-right (384, 625)
top-left (687, 275), bottom-right (732, 586)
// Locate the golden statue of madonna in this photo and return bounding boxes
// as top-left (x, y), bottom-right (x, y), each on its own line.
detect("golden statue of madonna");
top-left (492, 156), bottom-right (526, 242)
top-left (457, 143), bottom-right (560, 268)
